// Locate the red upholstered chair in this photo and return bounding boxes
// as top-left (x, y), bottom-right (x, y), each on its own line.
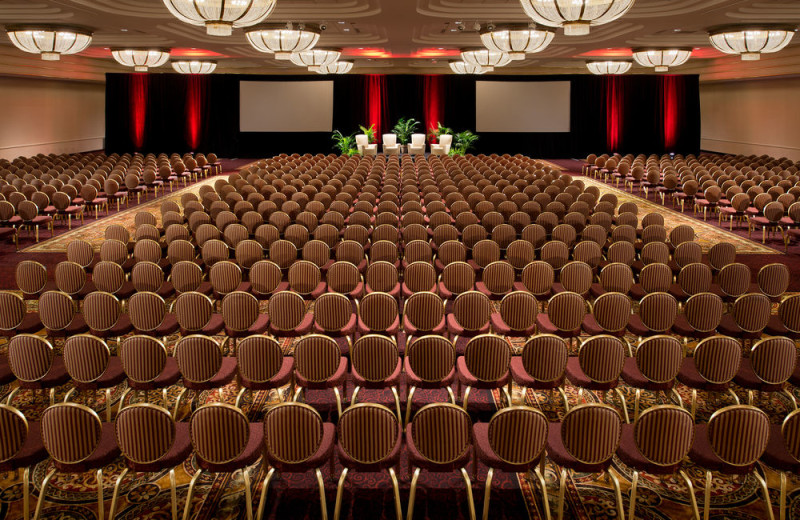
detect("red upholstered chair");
top-left (6, 334), bottom-right (69, 410)
top-left (257, 402), bottom-right (336, 520)
top-left (249, 260), bottom-right (288, 300)
top-left (221, 291), bottom-right (270, 352)
top-left (288, 260), bottom-right (326, 299)
top-left (510, 334), bottom-right (570, 412)
top-left (406, 403), bottom-right (476, 520)
top-left (765, 293), bottom-right (800, 339)
top-left (757, 262), bottom-right (790, 301)
top-left (170, 260), bottom-right (213, 296)
top-left (616, 405), bottom-right (699, 520)
top-left (82, 291), bottom-right (134, 340)
top-left (313, 292), bottom-right (357, 356)
top-left (117, 335), bottom-right (180, 414)
top-left (62, 334), bottom-right (126, 422)
top-left (475, 260), bottom-right (515, 299)
top-left (536, 291), bottom-right (587, 346)
top-left (326, 261), bottom-right (364, 299)
top-left (404, 335), bottom-right (457, 426)
top-left (546, 403), bottom-right (625, 520)
top-left (349, 335), bottom-right (402, 421)
top-left (688, 405), bottom-right (773, 520)
top-left (0, 404), bottom-right (48, 520)
top-left (365, 261), bottom-right (401, 299)
top-left (15, 260), bottom-right (48, 300)
top-left (457, 334), bottom-right (513, 411)
top-left (677, 335), bottom-right (742, 418)
top-left (581, 292), bottom-right (632, 341)
top-left (734, 336), bottom-right (797, 410)
top-left (267, 291), bottom-right (314, 338)
top-left (173, 335), bottom-right (237, 417)
top-left (760, 409), bottom-right (800, 520)
top-left (671, 292), bottom-right (724, 342)
top-left (622, 334), bottom-right (685, 420)
top-left (514, 260), bottom-right (554, 300)
top-left (110, 403), bottom-right (193, 520)
top-left (716, 293), bottom-right (772, 342)
top-left (95, 260), bottom-right (137, 300)
top-left (173, 291), bottom-right (225, 336)
top-left (0, 291), bottom-right (42, 339)
top-left (627, 292), bottom-right (678, 340)
top-left (36, 403), bottom-right (120, 520)
top-left (403, 291), bottom-right (446, 345)
top-left (235, 335), bottom-right (294, 409)
top-left (566, 335), bottom-right (630, 423)
top-left (474, 406), bottom-right (550, 520)
top-left (54, 261), bottom-right (95, 300)
top-left (490, 291), bottom-right (538, 339)
top-left (402, 261), bottom-right (438, 298)
top-left (332, 403), bottom-right (403, 520)
top-left (127, 292), bottom-right (180, 338)
top-left (447, 291), bottom-right (492, 352)
top-left (293, 335), bottom-right (348, 417)
top-left (185, 403), bottom-right (263, 520)
top-left (356, 291), bottom-right (400, 340)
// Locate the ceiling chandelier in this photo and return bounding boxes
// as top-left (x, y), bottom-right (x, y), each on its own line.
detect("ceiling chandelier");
top-left (162, 0), bottom-right (276, 36)
top-left (289, 48), bottom-right (341, 71)
top-left (315, 61), bottom-right (353, 74)
top-left (479, 24), bottom-right (555, 60)
top-left (112, 48), bottom-right (171, 72)
top-left (171, 59), bottom-right (217, 74)
top-left (586, 59), bottom-right (632, 75)
top-left (632, 47), bottom-right (692, 72)
top-left (460, 48), bottom-right (511, 68)
top-left (245, 23), bottom-right (321, 59)
top-left (6, 25), bottom-right (92, 61)
top-left (519, 0), bottom-right (636, 36)
top-left (449, 61), bottom-right (491, 74)
top-left (709, 24), bottom-right (796, 61)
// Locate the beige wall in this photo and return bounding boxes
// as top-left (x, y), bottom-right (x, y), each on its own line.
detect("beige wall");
top-left (701, 77), bottom-right (800, 162)
top-left (0, 76), bottom-right (105, 161)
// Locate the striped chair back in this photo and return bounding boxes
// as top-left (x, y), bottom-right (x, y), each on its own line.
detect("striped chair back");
top-left (757, 263), bottom-right (789, 299)
top-left (336, 240), bottom-right (365, 267)
top-left (83, 292), bottom-right (122, 332)
top-left (301, 240), bottom-right (330, 269)
top-left (39, 290), bottom-right (77, 331)
top-left (708, 242), bottom-right (736, 271)
top-left (546, 292), bottom-right (586, 332)
top-left (521, 335), bottom-right (568, 383)
top-left (338, 404), bottom-right (399, 464)
top-left (263, 402), bottom-right (324, 464)
top-left (327, 262), bottom-right (361, 295)
top-left (717, 263), bottom-right (750, 299)
top-left (452, 291), bottom-right (492, 332)
top-left (707, 405), bottom-right (769, 466)
top-left (237, 336), bottom-right (284, 384)
top-left (488, 407), bottom-right (548, 465)
top-left (634, 405), bottom-right (694, 466)
top-left (210, 261), bottom-right (243, 296)
top-left (481, 261), bottom-right (515, 296)
top-left (54, 261), bottom-right (87, 296)
top-left (778, 294), bottom-right (800, 333)
top-left (674, 242), bottom-right (703, 269)
top-left (668, 225), bottom-right (695, 248)
top-left (66, 239), bottom-right (94, 269)
top-left (641, 225), bottom-right (667, 246)
top-left (313, 292), bottom-right (353, 332)
top-left (472, 240), bottom-right (501, 269)
top-left (128, 292), bottom-right (167, 333)
top-left (640, 241), bottom-right (670, 266)
top-left (221, 291), bottom-right (260, 332)
top-left (684, 293), bottom-right (724, 333)
top-left (351, 335), bottom-right (399, 382)
top-left (93, 261), bottom-right (126, 294)
top-left (464, 335), bottom-right (511, 382)
top-left (250, 260), bottom-right (283, 298)
top-left (0, 405), bottom-right (28, 463)
top-left (559, 261), bottom-right (593, 295)
top-left (677, 263), bottom-right (712, 296)
top-left (175, 335), bottom-right (223, 383)
top-left (499, 291), bottom-right (538, 332)
top-left (191, 404), bottom-right (250, 464)
top-left (41, 403), bottom-right (103, 464)
top-left (358, 292), bottom-right (398, 333)
top-left (731, 293), bottom-right (771, 333)
top-left (8, 334), bottom-right (54, 382)
top-left (174, 292), bottom-right (214, 333)
top-left (365, 261), bottom-right (398, 293)
top-left (638, 264), bottom-right (672, 295)
top-left (131, 261), bottom-right (165, 293)
top-left (411, 403), bottom-right (472, 464)
top-left (171, 261), bottom-right (205, 294)
top-left (407, 336), bottom-right (456, 383)
top-left (235, 239), bottom-right (264, 269)
top-left (433, 224), bottom-right (459, 248)
top-left (288, 260), bottom-right (321, 296)
top-left (133, 239), bottom-right (162, 264)
top-left (116, 403), bottom-right (176, 464)
top-left (599, 263), bottom-right (634, 294)
top-left (404, 240), bottom-right (433, 265)
top-left (440, 262), bottom-right (474, 296)
top-left (541, 241), bottom-right (569, 270)
top-left (120, 336), bottom-right (168, 384)
top-left (0, 291), bottom-right (26, 331)
top-left (635, 336), bottom-right (684, 384)
top-left (269, 239), bottom-right (298, 270)
top-left (520, 261), bottom-right (554, 297)
top-left (373, 224), bottom-right (399, 244)
top-left (294, 335), bottom-right (341, 383)
top-left (592, 292), bottom-right (632, 333)
top-left (781, 410), bottom-right (800, 464)
top-left (167, 239), bottom-right (195, 265)
top-left (370, 240), bottom-right (399, 265)
top-left (505, 240), bottom-right (535, 270)
top-left (749, 337), bottom-right (796, 385)
top-left (15, 260), bottom-right (47, 297)
top-left (561, 404), bottom-right (622, 465)
top-left (521, 224), bottom-right (547, 249)
top-left (404, 261), bottom-right (437, 293)
top-left (578, 335), bottom-right (626, 384)
top-left (694, 336), bottom-right (742, 384)
top-left (638, 292), bottom-right (678, 333)
top-left (268, 291), bottom-right (307, 331)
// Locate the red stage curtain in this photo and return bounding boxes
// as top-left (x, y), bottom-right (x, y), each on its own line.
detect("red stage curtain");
top-left (186, 75), bottom-right (208, 151)
top-left (365, 74), bottom-right (388, 137)
top-left (130, 73), bottom-right (149, 151)
top-left (603, 76), bottom-right (624, 153)
top-left (423, 75), bottom-right (444, 142)
top-left (659, 75), bottom-right (681, 152)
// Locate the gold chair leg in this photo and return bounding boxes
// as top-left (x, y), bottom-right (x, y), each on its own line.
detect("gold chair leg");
top-left (405, 386), bottom-right (417, 427)
top-left (460, 468), bottom-right (476, 520)
top-left (703, 470), bottom-right (712, 520)
top-left (780, 471), bottom-right (787, 520)
top-left (533, 466), bottom-right (552, 520)
top-left (315, 468), bottom-right (329, 520)
top-left (634, 389), bottom-right (641, 421)
top-left (235, 387), bottom-right (247, 409)
top-left (481, 468), bottom-right (494, 520)
top-left (558, 386), bottom-right (570, 414)
top-left (169, 468), bottom-right (178, 520)
top-left (109, 467), bottom-right (129, 519)
top-left (607, 469), bottom-right (625, 520)
top-left (691, 389), bottom-right (698, 419)
top-left (388, 467), bottom-right (402, 520)
top-left (333, 386), bottom-right (343, 418)
top-left (242, 467), bottom-right (253, 520)
top-left (753, 466), bottom-right (776, 520)
top-left (557, 467), bottom-right (567, 520)
top-left (678, 469), bottom-right (701, 520)
top-left (628, 470), bottom-right (639, 520)
top-left (391, 386), bottom-right (402, 425)
top-left (105, 388), bottom-right (113, 422)
top-left (117, 388), bottom-right (131, 417)
top-left (22, 466), bottom-right (30, 520)
top-left (727, 388), bottom-right (740, 406)
top-left (33, 467), bottom-right (56, 520)
top-left (351, 386), bottom-right (361, 405)
top-left (447, 386), bottom-right (457, 405)
top-left (614, 387), bottom-right (630, 423)
top-left (255, 467), bottom-right (276, 520)
top-left (173, 388), bottom-right (187, 420)
top-left (182, 468), bottom-right (204, 520)
top-left (96, 469), bottom-right (105, 520)
top-left (463, 386), bottom-right (472, 411)
top-left (407, 467), bottom-right (421, 520)
top-left (333, 467), bottom-right (349, 520)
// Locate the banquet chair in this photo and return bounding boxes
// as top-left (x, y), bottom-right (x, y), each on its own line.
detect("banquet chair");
top-left (457, 334), bottom-right (513, 411)
top-left (117, 335), bottom-right (180, 414)
top-left (621, 335), bottom-right (685, 420)
top-left (173, 335), bottom-right (237, 417)
top-left (62, 334), bottom-right (125, 421)
top-left (677, 335), bottom-right (742, 418)
top-left (293, 335), bottom-right (349, 418)
top-left (127, 292), bottom-right (180, 338)
top-left (234, 335), bottom-right (294, 409)
top-left (566, 335), bottom-right (630, 422)
top-left (734, 336), bottom-right (797, 410)
top-left (404, 335), bottom-right (457, 425)
top-left (349, 335), bottom-right (402, 422)
top-left (0, 404), bottom-right (48, 520)
top-left (760, 409), bottom-right (800, 520)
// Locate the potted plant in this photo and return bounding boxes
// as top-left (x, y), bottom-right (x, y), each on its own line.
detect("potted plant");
top-left (450, 130), bottom-right (479, 156)
top-left (428, 122), bottom-right (453, 144)
top-left (392, 117), bottom-right (419, 152)
top-left (331, 130), bottom-right (358, 156)
top-left (358, 124), bottom-right (377, 144)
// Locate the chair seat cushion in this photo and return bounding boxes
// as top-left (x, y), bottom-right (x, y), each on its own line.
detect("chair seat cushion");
top-left (183, 357), bottom-right (237, 391)
top-left (73, 357), bottom-right (126, 390)
top-left (764, 315), bottom-right (800, 339)
top-left (514, 281), bottom-right (551, 299)
top-left (475, 282), bottom-right (510, 299)
top-left (733, 358), bottom-right (784, 392)
top-left (295, 358), bottom-right (348, 390)
top-left (546, 422), bottom-right (612, 473)
top-left (406, 423), bottom-right (472, 472)
top-left (536, 314), bottom-right (580, 338)
top-left (55, 422), bottom-right (121, 473)
top-left (0, 420), bottom-right (47, 471)
top-left (357, 315), bottom-right (400, 336)
top-left (199, 313), bottom-right (225, 336)
top-left (626, 314), bottom-right (654, 337)
top-left (509, 357), bottom-right (564, 390)
top-left (17, 312), bottom-right (43, 334)
top-left (689, 424), bottom-right (754, 474)
top-left (270, 312), bottom-right (314, 337)
top-left (0, 355), bottom-right (15, 386)
top-left (239, 357), bottom-right (294, 390)
top-left (447, 314), bottom-right (490, 337)
top-left (565, 357), bottom-right (619, 391)
top-left (266, 422), bottom-right (335, 473)
top-left (676, 358), bottom-right (731, 392)
top-left (717, 314), bottom-right (762, 339)
top-left (128, 357), bottom-right (181, 390)
top-left (620, 357), bottom-right (674, 391)
top-left (403, 357), bottom-right (455, 389)
top-left (474, 422), bottom-right (538, 473)
top-left (456, 356), bottom-right (509, 389)
top-left (313, 313), bottom-right (357, 337)
top-left (226, 314), bottom-right (270, 338)
top-left (616, 424), bottom-right (680, 475)
top-left (403, 314), bottom-right (446, 336)
top-left (199, 423), bottom-right (263, 473)
top-left (761, 423), bottom-right (800, 473)
top-left (19, 356), bottom-right (71, 390)
top-left (491, 313), bottom-right (536, 337)
top-left (352, 358), bottom-right (402, 389)
top-left (337, 424), bottom-right (402, 472)
top-left (671, 314), bottom-right (715, 339)
top-left (129, 422), bottom-right (193, 472)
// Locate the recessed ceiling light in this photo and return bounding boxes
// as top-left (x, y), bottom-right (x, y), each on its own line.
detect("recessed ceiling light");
top-left (450, 29), bottom-right (458, 32)
top-left (674, 29), bottom-right (681, 32)
top-left (121, 28), bottom-right (128, 32)
top-left (338, 21), bottom-right (345, 24)
top-left (343, 28), bottom-right (350, 32)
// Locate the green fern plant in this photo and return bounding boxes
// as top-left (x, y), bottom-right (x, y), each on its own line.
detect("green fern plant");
top-left (392, 117), bottom-right (420, 145)
top-left (331, 130), bottom-right (358, 156)
top-left (450, 130), bottom-right (479, 155)
top-left (358, 124), bottom-right (377, 144)
top-left (428, 122), bottom-right (453, 143)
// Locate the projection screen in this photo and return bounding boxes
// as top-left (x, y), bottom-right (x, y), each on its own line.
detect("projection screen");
top-left (475, 81), bottom-right (571, 133)
top-left (239, 81), bottom-right (334, 132)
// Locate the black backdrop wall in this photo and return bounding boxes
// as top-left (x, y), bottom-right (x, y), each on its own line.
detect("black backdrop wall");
top-left (105, 73), bottom-right (700, 158)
